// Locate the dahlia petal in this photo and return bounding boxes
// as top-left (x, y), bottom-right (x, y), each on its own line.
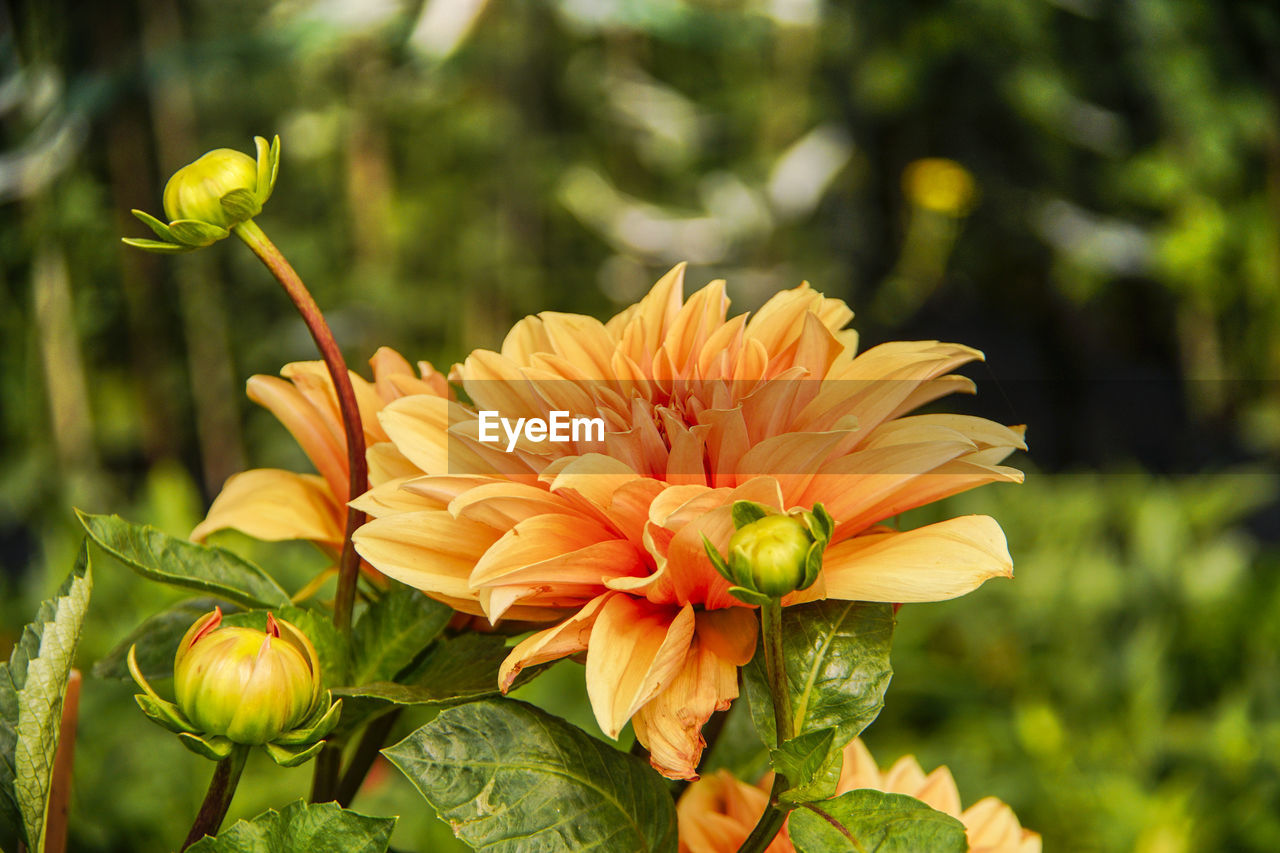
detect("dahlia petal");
top-left (377, 394), bottom-right (452, 474)
top-left (365, 442), bottom-right (421, 486)
top-left (692, 606), bottom-right (757, 666)
top-left (914, 766), bottom-right (963, 817)
top-left (835, 737), bottom-right (883, 790)
top-left (370, 347), bottom-right (446, 402)
top-left (350, 476), bottom-right (442, 518)
top-left (586, 598), bottom-right (695, 739)
top-left (865, 414), bottom-right (1027, 453)
top-left (662, 279), bottom-right (729, 376)
top-left (611, 262), bottom-right (686, 364)
top-left (498, 593), bottom-right (614, 691)
top-left (248, 375), bottom-right (347, 501)
top-left (352, 510), bottom-right (499, 600)
top-left (283, 360), bottom-right (389, 445)
top-left (192, 469), bottom-right (342, 546)
top-left (799, 440), bottom-right (980, 534)
top-left (499, 314), bottom-right (554, 362)
top-left (821, 515), bottom-right (1013, 602)
top-left (448, 481), bottom-right (571, 528)
top-left (964, 797), bottom-right (1037, 852)
top-left (540, 312), bottom-right (618, 378)
top-left (470, 514), bottom-right (643, 589)
top-left (882, 755), bottom-right (931, 801)
top-left (631, 621), bottom-right (741, 780)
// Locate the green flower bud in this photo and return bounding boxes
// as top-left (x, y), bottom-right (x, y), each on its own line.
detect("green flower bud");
top-left (123, 135), bottom-right (280, 253)
top-left (172, 609), bottom-right (321, 745)
top-left (162, 148), bottom-right (259, 228)
top-left (728, 515), bottom-right (813, 597)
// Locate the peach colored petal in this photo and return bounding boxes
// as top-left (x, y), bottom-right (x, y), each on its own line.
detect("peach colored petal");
top-left (834, 737), bottom-right (883, 790)
top-left (610, 262), bottom-right (686, 364)
top-left (632, 625), bottom-right (740, 780)
top-left (447, 481), bottom-right (572, 529)
top-left (377, 394), bottom-right (453, 474)
top-left (352, 510), bottom-right (500, 601)
top-left (470, 514), bottom-right (643, 592)
top-left (821, 515), bottom-right (1013, 603)
top-left (192, 469), bottom-right (343, 546)
top-left (676, 770), bottom-right (794, 853)
top-left (350, 477), bottom-right (443, 519)
top-left (586, 597), bottom-right (695, 738)
top-left (694, 607), bottom-right (758, 666)
top-left (248, 375), bottom-right (347, 500)
top-left (964, 797), bottom-right (1041, 853)
top-left (498, 592), bottom-right (614, 691)
top-left (366, 442), bottom-right (421, 486)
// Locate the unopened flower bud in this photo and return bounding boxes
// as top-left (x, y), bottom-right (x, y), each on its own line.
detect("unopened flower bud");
top-left (163, 149), bottom-right (260, 229)
top-left (123, 135), bottom-right (279, 253)
top-left (728, 515), bottom-right (814, 597)
top-left (172, 609), bottom-right (320, 745)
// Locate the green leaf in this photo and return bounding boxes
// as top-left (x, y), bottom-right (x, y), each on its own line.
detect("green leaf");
top-left (130, 208), bottom-right (174, 240)
top-left (771, 728), bottom-right (841, 804)
top-left (219, 188), bottom-right (261, 223)
top-left (383, 698), bottom-right (676, 853)
top-left (0, 545), bottom-right (93, 853)
top-left (168, 219), bottom-right (229, 246)
top-left (334, 632), bottom-right (540, 709)
top-left (789, 790), bottom-right (968, 853)
top-left (177, 732), bottom-right (235, 761)
top-left (732, 500), bottom-right (771, 529)
top-left (77, 511), bottom-right (290, 610)
top-left (186, 800), bottom-right (395, 853)
top-left (94, 597), bottom-right (229, 681)
top-left (745, 600), bottom-right (894, 749)
top-left (264, 740), bottom-right (325, 768)
top-left (121, 237), bottom-right (192, 254)
top-left (700, 533), bottom-right (732, 582)
top-left (221, 607), bottom-right (350, 690)
top-left (351, 586), bottom-right (451, 685)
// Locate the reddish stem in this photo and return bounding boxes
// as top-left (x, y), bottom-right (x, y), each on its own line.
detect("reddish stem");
top-left (44, 669), bottom-right (81, 853)
top-left (234, 219), bottom-right (366, 635)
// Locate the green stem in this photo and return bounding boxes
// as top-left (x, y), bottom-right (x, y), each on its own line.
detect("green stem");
top-left (335, 709), bottom-right (402, 807)
top-left (233, 219), bottom-right (366, 637)
top-left (181, 745), bottom-right (249, 850)
top-left (738, 599), bottom-right (792, 853)
top-left (309, 742), bottom-right (343, 803)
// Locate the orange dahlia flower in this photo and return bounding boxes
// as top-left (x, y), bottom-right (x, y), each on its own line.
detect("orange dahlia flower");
top-left (192, 346), bottom-right (448, 553)
top-left (353, 264), bottom-right (1024, 778)
top-left (677, 739), bottom-right (1042, 853)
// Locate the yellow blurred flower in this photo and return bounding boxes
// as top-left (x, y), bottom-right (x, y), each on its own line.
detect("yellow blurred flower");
top-left (354, 264), bottom-right (1024, 778)
top-left (677, 739), bottom-right (1041, 853)
top-left (903, 158), bottom-right (978, 216)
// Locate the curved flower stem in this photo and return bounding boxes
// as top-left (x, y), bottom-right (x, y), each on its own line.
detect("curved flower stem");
top-left (738, 599), bottom-right (792, 853)
top-left (233, 219), bottom-right (367, 637)
top-left (182, 745), bottom-right (249, 850)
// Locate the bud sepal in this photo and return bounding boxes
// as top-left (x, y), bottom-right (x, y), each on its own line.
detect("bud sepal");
top-left (122, 135), bottom-right (280, 253)
top-left (127, 606), bottom-right (340, 767)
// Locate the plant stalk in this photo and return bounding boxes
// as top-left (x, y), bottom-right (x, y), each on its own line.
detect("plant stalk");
top-left (182, 745), bottom-right (249, 850)
top-left (738, 599), bottom-right (792, 853)
top-left (233, 218), bottom-right (367, 636)
top-left (309, 743), bottom-right (343, 803)
top-left (44, 669), bottom-right (81, 853)
top-left (335, 709), bottom-right (403, 807)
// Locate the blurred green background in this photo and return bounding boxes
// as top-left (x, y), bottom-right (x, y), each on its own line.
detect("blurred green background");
top-left (2, 0), bottom-right (1279, 850)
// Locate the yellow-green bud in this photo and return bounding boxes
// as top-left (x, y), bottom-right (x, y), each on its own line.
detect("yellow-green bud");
top-left (172, 609), bottom-right (321, 745)
top-left (163, 148), bottom-right (259, 228)
top-left (728, 514), bottom-right (813, 598)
